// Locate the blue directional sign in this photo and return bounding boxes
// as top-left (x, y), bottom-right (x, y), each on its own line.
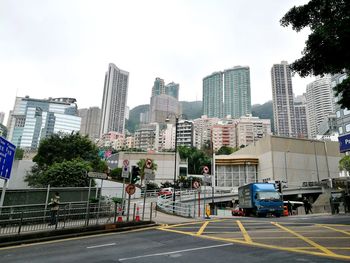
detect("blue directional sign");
top-left (338, 133), bottom-right (350, 153)
top-left (0, 136), bottom-right (16, 180)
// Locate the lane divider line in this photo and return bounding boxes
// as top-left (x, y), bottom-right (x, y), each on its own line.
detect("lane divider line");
top-left (118, 243), bottom-right (233, 261)
top-left (236, 220), bottom-right (252, 244)
top-left (86, 243), bottom-right (116, 249)
top-left (317, 224), bottom-right (350, 236)
top-left (196, 221), bottom-right (209, 236)
top-left (271, 222), bottom-right (336, 256)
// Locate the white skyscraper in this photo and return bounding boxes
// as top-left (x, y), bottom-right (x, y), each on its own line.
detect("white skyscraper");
top-left (306, 76), bottom-right (334, 138)
top-left (100, 63), bottom-right (129, 136)
top-left (271, 61), bottom-right (296, 137)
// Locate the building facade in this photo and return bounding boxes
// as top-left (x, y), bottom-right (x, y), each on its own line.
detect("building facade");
top-left (306, 76), bottom-right (334, 139)
top-left (149, 94), bottom-right (181, 125)
top-left (294, 95), bottom-right (309, 139)
top-left (176, 120), bottom-right (194, 148)
top-left (236, 115), bottom-right (271, 147)
top-left (100, 63), bottom-right (129, 135)
top-left (203, 72), bottom-right (224, 118)
top-left (79, 107), bottom-right (101, 141)
top-left (7, 96), bottom-right (81, 149)
top-left (271, 61), bottom-right (296, 137)
top-left (224, 66), bottom-right (251, 118)
top-left (333, 73), bottom-right (350, 138)
top-left (134, 123), bottom-right (159, 151)
top-left (0, 112), bottom-right (4, 125)
top-left (212, 124), bottom-right (237, 152)
top-left (193, 116), bottom-right (220, 149)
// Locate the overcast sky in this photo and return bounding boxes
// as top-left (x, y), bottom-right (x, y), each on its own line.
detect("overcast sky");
top-left (0, 0), bottom-right (314, 123)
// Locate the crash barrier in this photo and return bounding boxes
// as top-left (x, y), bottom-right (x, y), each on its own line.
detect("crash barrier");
top-left (0, 201), bottom-right (155, 236)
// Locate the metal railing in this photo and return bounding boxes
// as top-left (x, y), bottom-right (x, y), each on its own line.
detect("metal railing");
top-left (0, 201), bottom-right (156, 236)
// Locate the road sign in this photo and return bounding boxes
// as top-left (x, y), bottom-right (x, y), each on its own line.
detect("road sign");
top-left (203, 175), bottom-right (211, 184)
top-left (0, 136), bottom-right (16, 180)
top-left (338, 133), bottom-right (350, 153)
top-left (106, 153), bottom-right (119, 169)
top-left (193, 181), bottom-right (200, 189)
top-left (88, 172), bottom-right (108, 180)
top-left (123, 159), bottom-right (129, 167)
top-left (125, 184), bottom-right (136, 195)
top-left (202, 166), bottom-right (209, 174)
top-left (122, 165), bottom-right (129, 178)
top-left (145, 159), bottom-right (152, 169)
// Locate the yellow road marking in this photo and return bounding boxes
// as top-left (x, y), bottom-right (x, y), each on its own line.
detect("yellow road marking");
top-left (317, 224), bottom-right (350, 236)
top-left (236, 220), bottom-right (252, 244)
top-left (159, 225), bottom-right (350, 260)
top-left (271, 222), bottom-right (336, 256)
top-left (158, 219), bottom-right (226, 230)
top-left (196, 221), bottom-right (209, 235)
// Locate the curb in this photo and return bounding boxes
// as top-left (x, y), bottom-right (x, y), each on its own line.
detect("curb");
top-left (0, 221), bottom-right (157, 248)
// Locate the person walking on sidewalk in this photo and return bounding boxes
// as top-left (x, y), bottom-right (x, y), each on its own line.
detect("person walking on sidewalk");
top-left (48, 192), bottom-right (60, 225)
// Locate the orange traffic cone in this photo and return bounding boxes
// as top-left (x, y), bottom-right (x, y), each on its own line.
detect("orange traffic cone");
top-left (135, 206), bottom-right (140, 222)
top-left (117, 206), bottom-right (123, 222)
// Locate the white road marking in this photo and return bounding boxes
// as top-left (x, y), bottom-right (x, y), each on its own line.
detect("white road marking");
top-left (86, 243), bottom-right (116, 249)
top-left (119, 243), bottom-right (233, 261)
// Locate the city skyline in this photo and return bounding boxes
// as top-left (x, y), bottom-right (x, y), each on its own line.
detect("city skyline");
top-left (0, 0), bottom-right (313, 124)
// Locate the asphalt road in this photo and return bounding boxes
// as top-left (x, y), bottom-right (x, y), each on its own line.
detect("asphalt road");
top-left (0, 214), bottom-right (349, 263)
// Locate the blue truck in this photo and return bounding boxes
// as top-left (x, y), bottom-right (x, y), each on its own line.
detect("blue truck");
top-left (238, 183), bottom-right (284, 217)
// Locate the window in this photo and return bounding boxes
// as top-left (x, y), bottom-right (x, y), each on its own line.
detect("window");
top-left (336, 111), bottom-right (341, 118)
top-left (339, 127), bottom-right (343, 134)
top-left (344, 108), bottom-right (350, 115)
top-left (346, 124), bottom-right (350, 133)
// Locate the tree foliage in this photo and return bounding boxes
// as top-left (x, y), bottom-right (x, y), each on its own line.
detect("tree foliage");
top-left (339, 155), bottom-right (350, 173)
top-left (15, 148), bottom-right (24, 160)
top-left (216, 146), bottom-right (237, 155)
top-left (26, 132), bottom-right (105, 187)
top-left (281, 0), bottom-right (350, 108)
top-left (178, 146), bottom-right (211, 174)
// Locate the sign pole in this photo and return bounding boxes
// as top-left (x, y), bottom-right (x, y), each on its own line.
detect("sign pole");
top-left (142, 182), bottom-right (147, 220)
top-left (0, 179), bottom-right (8, 210)
top-left (122, 178), bottom-right (126, 213)
top-left (127, 173), bottom-right (132, 221)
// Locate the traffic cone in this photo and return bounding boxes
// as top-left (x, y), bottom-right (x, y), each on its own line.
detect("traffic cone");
top-left (117, 206), bottom-right (123, 222)
top-left (135, 206), bottom-right (140, 222)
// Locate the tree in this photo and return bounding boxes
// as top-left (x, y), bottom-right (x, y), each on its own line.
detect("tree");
top-left (15, 148), bottom-right (24, 160)
top-left (281, 0), bottom-right (350, 108)
top-left (216, 146), bottom-right (237, 155)
top-left (26, 159), bottom-right (93, 187)
top-left (136, 158), bottom-right (157, 186)
top-left (178, 146), bottom-right (211, 174)
top-left (339, 155), bottom-right (350, 173)
top-left (26, 132), bottom-right (106, 187)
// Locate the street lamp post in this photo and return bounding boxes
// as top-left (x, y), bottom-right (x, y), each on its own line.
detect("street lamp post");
top-left (172, 116), bottom-right (178, 213)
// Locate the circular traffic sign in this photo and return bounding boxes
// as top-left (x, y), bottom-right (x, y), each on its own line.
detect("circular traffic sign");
top-left (203, 166), bottom-right (209, 174)
top-left (123, 159), bottom-right (129, 167)
top-left (146, 158), bottom-right (152, 169)
top-left (126, 184), bottom-right (136, 195)
top-left (193, 181), bottom-right (200, 189)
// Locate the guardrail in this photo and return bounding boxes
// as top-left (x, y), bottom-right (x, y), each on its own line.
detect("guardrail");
top-left (0, 201), bottom-right (156, 236)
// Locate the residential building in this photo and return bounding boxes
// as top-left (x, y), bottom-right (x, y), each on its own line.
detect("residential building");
top-left (125, 136), bottom-right (135, 149)
top-left (0, 112), bottom-right (4, 124)
top-left (165, 82), bottom-right (179, 100)
top-left (151, 77), bottom-right (165, 97)
top-left (96, 131), bottom-right (125, 149)
top-left (193, 116), bottom-right (220, 149)
top-left (176, 120), bottom-right (194, 148)
top-left (271, 61), bottom-right (296, 137)
top-left (79, 107), bottom-right (101, 141)
top-left (149, 94), bottom-right (181, 125)
top-left (7, 96), bottom-right (81, 149)
top-left (212, 123), bottom-right (237, 152)
top-left (236, 115), bottom-right (271, 147)
top-left (306, 76), bottom-right (334, 139)
top-left (333, 73), bottom-right (350, 138)
top-left (134, 123), bottom-right (159, 151)
top-left (100, 63), bottom-right (129, 135)
top-left (203, 72), bottom-right (223, 118)
top-left (294, 94), bottom-right (309, 139)
top-left (224, 66), bottom-right (251, 118)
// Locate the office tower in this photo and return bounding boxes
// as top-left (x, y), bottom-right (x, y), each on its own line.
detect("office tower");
top-left (79, 107), bottom-right (101, 141)
top-left (203, 72), bottom-right (223, 118)
top-left (333, 73), bottom-right (350, 137)
top-left (224, 66), bottom-right (251, 118)
top-left (7, 96), bottom-right (81, 149)
top-left (294, 94), bottom-right (309, 138)
top-left (306, 76), bottom-right (334, 138)
top-left (271, 61), bottom-right (296, 137)
top-left (100, 63), bottom-right (129, 136)
top-left (152, 78), bottom-right (165, 97)
top-left (0, 112), bottom-right (4, 125)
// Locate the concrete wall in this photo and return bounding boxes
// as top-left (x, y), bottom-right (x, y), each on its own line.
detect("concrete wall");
top-left (0, 160), bottom-right (34, 189)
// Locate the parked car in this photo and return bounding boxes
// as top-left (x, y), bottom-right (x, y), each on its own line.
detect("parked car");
top-left (232, 205), bottom-right (245, 216)
top-left (158, 188), bottom-right (174, 197)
